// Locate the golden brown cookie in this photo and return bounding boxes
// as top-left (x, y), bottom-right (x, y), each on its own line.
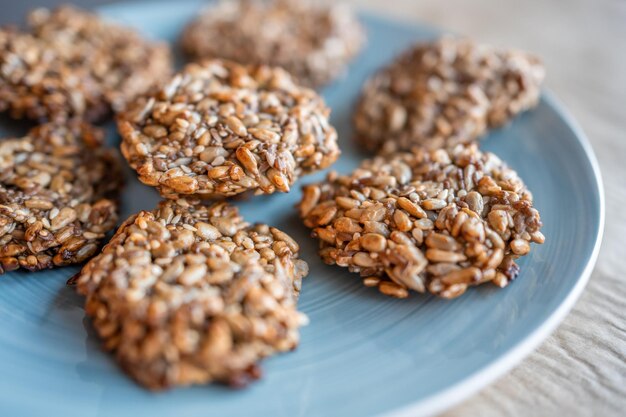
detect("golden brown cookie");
top-left (75, 200), bottom-right (309, 389)
top-left (0, 121), bottom-right (123, 273)
top-left (181, 0), bottom-right (365, 88)
top-left (299, 145), bottom-right (544, 299)
top-left (353, 37), bottom-right (545, 153)
top-left (0, 6), bottom-right (172, 122)
top-left (118, 60), bottom-right (340, 199)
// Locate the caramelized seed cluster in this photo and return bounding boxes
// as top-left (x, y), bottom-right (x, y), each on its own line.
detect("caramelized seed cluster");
top-left (353, 37), bottom-right (545, 153)
top-left (119, 59), bottom-right (340, 199)
top-left (299, 145), bottom-right (544, 299)
top-left (76, 200), bottom-right (309, 389)
top-left (0, 5), bottom-right (172, 122)
top-left (0, 122), bottom-right (123, 273)
top-left (181, 0), bottom-right (365, 88)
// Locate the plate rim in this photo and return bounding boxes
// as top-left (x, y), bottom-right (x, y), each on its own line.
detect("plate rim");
top-left (93, 3), bottom-right (607, 415)
top-left (385, 90), bottom-right (605, 417)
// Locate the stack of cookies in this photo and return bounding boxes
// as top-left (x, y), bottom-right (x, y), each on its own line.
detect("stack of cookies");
top-left (0, 0), bottom-right (545, 391)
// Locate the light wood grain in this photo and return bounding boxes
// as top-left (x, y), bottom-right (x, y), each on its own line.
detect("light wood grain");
top-left (346, 0), bottom-right (626, 415)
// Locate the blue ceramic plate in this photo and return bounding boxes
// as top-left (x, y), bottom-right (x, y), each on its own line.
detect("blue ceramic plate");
top-left (0, 1), bottom-right (604, 416)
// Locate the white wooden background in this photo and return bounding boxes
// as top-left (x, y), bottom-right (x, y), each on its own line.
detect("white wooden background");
top-left (1, 0), bottom-right (623, 415)
top-left (345, 0), bottom-right (626, 415)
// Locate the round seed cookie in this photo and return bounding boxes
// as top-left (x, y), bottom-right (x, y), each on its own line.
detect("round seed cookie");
top-left (298, 145), bottom-right (544, 299)
top-left (75, 200), bottom-right (309, 389)
top-left (180, 0), bottom-right (365, 88)
top-left (0, 122), bottom-right (123, 274)
top-left (118, 59), bottom-right (340, 199)
top-left (0, 5), bottom-right (172, 122)
top-left (353, 37), bottom-right (545, 153)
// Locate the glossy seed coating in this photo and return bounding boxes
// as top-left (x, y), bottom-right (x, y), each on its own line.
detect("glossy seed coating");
top-left (353, 37), bottom-right (545, 153)
top-left (75, 200), bottom-right (309, 389)
top-left (0, 121), bottom-right (123, 273)
top-left (119, 60), bottom-right (340, 199)
top-left (298, 145), bottom-right (544, 299)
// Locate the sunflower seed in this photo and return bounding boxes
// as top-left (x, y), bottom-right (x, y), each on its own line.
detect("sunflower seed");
top-left (299, 145), bottom-right (543, 299)
top-left (75, 200), bottom-right (308, 389)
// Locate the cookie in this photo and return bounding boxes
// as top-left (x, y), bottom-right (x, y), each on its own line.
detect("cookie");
top-left (180, 0), bottom-right (365, 88)
top-left (74, 200), bottom-right (309, 389)
top-left (298, 145), bottom-right (544, 299)
top-left (0, 121), bottom-right (123, 274)
top-left (353, 37), bottom-right (545, 153)
top-left (0, 5), bottom-right (172, 122)
top-left (118, 59), bottom-right (340, 199)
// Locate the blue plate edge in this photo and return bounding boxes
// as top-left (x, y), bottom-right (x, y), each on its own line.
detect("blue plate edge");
top-left (93, 2), bottom-right (609, 415)
top-left (385, 90), bottom-right (605, 417)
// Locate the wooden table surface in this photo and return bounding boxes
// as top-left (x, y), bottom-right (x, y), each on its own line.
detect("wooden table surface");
top-left (349, 2), bottom-right (626, 416)
top-left (1, 1), bottom-right (624, 415)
